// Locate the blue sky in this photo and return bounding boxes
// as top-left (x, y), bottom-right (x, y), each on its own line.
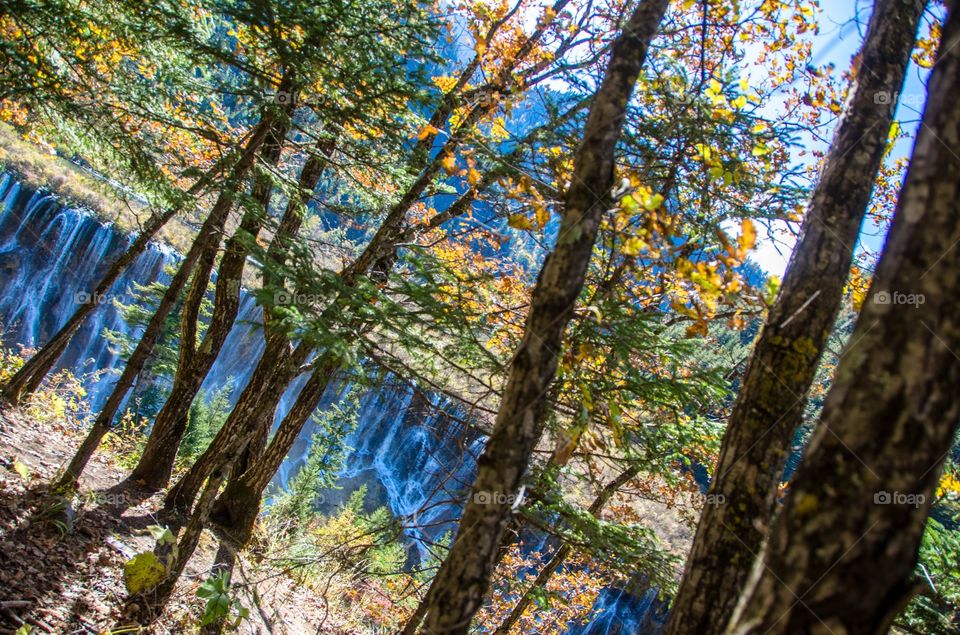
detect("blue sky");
top-left (752, 0), bottom-right (937, 276)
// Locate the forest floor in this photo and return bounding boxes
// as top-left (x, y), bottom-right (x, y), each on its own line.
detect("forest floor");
top-left (0, 405), bottom-right (342, 634)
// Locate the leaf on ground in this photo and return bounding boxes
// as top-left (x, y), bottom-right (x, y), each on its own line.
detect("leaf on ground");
top-left (123, 551), bottom-right (166, 594)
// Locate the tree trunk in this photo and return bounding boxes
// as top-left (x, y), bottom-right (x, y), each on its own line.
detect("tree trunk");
top-left (492, 465), bottom-right (640, 635)
top-left (168, 1), bottom-right (576, 533)
top-left (163, 340), bottom-right (312, 513)
top-left (165, 21), bottom-right (573, 516)
top-left (129, 101), bottom-right (294, 490)
top-left (666, 2), bottom-right (926, 632)
top-left (411, 3), bottom-right (668, 631)
top-left (51, 112), bottom-right (277, 492)
top-left (209, 355), bottom-right (339, 546)
top-left (127, 457), bottom-right (235, 625)
top-left (161, 140), bottom-right (335, 511)
top-left (727, 5), bottom-right (960, 631)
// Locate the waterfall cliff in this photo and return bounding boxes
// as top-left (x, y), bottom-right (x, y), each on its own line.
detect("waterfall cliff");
top-left (0, 171), bottom-right (667, 634)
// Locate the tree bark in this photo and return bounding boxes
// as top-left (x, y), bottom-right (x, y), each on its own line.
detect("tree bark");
top-left (410, 3), bottom-right (669, 631)
top-left (666, 2), bottom-right (926, 632)
top-left (51, 111), bottom-right (277, 492)
top-left (129, 96), bottom-right (295, 490)
top-left (727, 5), bottom-right (960, 631)
top-left (162, 140), bottom-right (335, 512)
top-left (163, 340), bottom-right (311, 513)
top-left (127, 457), bottom-right (235, 625)
top-left (208, 354), bottom-right (339, 546)
top-left (163, 0), bottom-right (579, 534)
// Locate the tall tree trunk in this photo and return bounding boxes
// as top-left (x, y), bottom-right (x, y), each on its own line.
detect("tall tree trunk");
top-left (208, 354), bottom-right (340, 545)
top-left (727, 5), bottom-right (960, 631)
top-left (666, 2), bottom-right (926, 632)
top-left (492, 465), bottom-right (640, 635)
top-left (129, 100), bottom-right (294, 490)
top-left (163, 340), bottom-right (312, 512)
top-left (163, 3), bottom-right (579, 533)
top-left (165, 132), bottom-right (489, 513)
top-left (162, 140), bottom-right (335, 512)
top-left (410, 3), bottom-right (669, 631)
top-left (50, 112), bottom-right (278, 492)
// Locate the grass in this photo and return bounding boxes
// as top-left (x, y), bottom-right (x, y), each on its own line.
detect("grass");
top-left (0, 122), bottom-right (198, 252)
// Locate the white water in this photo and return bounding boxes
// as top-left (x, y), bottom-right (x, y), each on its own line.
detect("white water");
top-left (0, 171), bottom-right (667, 633)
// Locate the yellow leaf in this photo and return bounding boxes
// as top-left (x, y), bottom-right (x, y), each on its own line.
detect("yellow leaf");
top-left (937, 473), bottom-right (960, 498)
top-left (431, 75), bottom-right (458, 93)
top-left (508, 214), bottom-right (534, 230)
top-left (490, 117), bottom-right (509, 141)
top-left (123, 552), bottom-right (167, 594)
top-left (534, 203), bottom-right (550, 228)
top-left (642, 192), bottom-right (664, 211)
top-left (622, 236), bottom-right (645, 256)
top-left (441, 154), bottom-right (457, 175)
top-left (417, 124), bottom-right (440, 141)
top-left (738, 218), bottom-right (757, 253)
top-left (13, 459), bottom-right (30, 481)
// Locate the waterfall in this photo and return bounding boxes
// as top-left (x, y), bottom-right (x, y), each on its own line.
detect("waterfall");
top-left (0, 173), bottom-right (174, 412)
top-left (0, 170), bottom-right (667, 633)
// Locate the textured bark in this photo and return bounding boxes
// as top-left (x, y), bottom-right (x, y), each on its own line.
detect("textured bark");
top-left (166, 0), bottom-right (577, 533)
top-left (51, 112), bottom-right (277, 492)
top-left (209, 354), bottom-right (339, 545)
top-left (411, 3), bottom-right (669, 632)
top-left (666, 2), bottom-right (926, 633)
top-left (727, 5), bottom-right (960, 631)
top-left (490, 164), bottom-right (679, 573)
top-left (130, 100), bottom-right (294, 490)
top-left (162, 141), bottom-right (335, 512)
top-left (492, 465), bottom-right (640, 635)
top-left (162, 340), bottom-right (311, 513)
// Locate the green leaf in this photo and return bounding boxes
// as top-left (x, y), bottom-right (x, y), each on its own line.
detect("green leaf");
top-left (147, 524), bottom-right (176, 546)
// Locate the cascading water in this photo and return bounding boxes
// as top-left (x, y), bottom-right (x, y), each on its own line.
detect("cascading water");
top-left (0, 170), bottom-right (668, 633)
top-left (0, 172), bottom-right (175, 413)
